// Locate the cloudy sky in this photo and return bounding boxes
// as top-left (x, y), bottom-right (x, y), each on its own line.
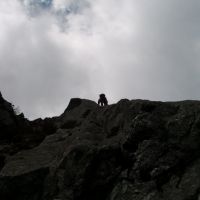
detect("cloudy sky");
top-left (1, 0), bottom-right (200, 119)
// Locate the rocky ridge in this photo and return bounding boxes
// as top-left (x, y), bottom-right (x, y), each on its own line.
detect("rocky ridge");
top-left (0, 93), bottom-right (200, 200)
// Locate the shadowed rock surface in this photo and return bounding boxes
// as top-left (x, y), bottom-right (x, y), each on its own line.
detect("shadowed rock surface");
top-left (0, 94), bottom-right (200, 200)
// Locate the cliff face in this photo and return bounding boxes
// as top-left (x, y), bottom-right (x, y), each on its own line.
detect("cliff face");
top-left (0, 95), bottom-right (200, 200)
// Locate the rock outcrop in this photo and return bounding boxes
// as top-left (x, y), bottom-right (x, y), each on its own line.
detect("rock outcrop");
top-left (0, 94), bottom-right (200, 200)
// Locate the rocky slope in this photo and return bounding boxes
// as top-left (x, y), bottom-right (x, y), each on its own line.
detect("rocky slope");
top-left (0, 93), bottom-right (200, 200)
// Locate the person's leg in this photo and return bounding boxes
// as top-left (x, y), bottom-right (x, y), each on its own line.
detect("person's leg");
top-left (103, 99), bottom-right (107, 106)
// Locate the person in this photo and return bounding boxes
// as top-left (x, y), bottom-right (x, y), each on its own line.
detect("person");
top-left (98, 94), bottom-right (108, 106)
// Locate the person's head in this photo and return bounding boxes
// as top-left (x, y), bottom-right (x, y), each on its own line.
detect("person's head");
top-left (100, 94), bottom-right (105, 98)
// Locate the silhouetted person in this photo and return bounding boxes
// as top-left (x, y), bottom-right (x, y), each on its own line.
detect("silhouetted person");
top-left (98, 94), bottom-right (108, 106)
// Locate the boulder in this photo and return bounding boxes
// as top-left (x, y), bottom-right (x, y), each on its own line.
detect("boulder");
top-left (1, 96), bottom-right (200, 200)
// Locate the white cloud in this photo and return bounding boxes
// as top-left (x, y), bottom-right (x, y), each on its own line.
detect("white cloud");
top-left (1, 0), bottom-right (200, 119)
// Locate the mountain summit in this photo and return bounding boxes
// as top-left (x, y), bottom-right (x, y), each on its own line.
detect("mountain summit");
top-left (0, 94), bottom-right (200, 200)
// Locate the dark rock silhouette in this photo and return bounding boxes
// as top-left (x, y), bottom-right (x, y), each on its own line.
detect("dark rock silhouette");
top-left (0, 94), bottom-right (200, 200)
top-left (98, 94), bottom-right (108, 106)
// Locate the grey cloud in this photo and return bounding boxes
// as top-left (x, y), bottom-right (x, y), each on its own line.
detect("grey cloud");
top-left (19, 0), bottom-right (53, 16)
top-left (1, 0), bottom-right (200, 119)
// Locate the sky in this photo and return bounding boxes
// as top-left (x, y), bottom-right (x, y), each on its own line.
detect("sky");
top-left (1, 0), bottom-right (200, 119)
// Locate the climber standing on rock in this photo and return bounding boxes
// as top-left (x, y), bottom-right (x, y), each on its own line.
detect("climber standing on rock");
top-left (98, 94), bottom-right (108, 106)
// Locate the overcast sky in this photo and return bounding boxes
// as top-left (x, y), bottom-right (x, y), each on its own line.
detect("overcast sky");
top-left (1, 0), bottom-right (200, 119)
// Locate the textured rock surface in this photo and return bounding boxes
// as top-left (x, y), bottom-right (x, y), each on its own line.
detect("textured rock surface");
top-left (0, 94), bottom-right (200, 200)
